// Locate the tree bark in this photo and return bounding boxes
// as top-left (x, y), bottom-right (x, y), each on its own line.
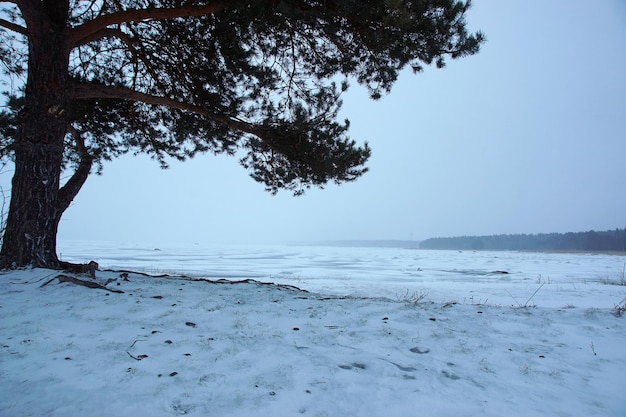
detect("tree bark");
top-left (0, 0), bottom-right (70, 268)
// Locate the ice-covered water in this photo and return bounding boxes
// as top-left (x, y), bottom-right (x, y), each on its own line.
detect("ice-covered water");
top-left (59, 240), bottom-right (626, 307)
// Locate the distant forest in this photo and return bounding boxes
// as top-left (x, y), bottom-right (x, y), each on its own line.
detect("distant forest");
top-left (419, 228), bottom-right (626, 252)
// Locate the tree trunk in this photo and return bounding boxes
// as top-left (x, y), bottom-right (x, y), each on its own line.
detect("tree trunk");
top-left (0, 1), bottom-right (70, 268)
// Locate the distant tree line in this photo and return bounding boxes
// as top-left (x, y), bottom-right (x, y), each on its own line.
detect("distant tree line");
top-left (419, 228), bottom-right (626, 252)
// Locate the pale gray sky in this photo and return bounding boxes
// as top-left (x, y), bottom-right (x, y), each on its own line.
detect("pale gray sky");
top-left (5, 0), bottom-right (626, 245)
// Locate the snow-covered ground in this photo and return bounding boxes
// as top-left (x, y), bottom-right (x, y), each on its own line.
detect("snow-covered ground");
top-left (1, 242), bottom-right (625, 416)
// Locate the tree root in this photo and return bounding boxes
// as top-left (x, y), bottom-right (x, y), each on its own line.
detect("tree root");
top-left (103, 268), bottom-right (309, 294)
top-left (60, 260), bottom-right (99, 278)
top-left (41, 274), bottom-right (124, 293)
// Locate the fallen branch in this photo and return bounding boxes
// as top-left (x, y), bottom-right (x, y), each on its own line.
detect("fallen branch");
top-left (41, 274), bottom-right (124, 293)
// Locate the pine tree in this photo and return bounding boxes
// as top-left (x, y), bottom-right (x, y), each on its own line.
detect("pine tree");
top-left (0, 0), bottom-right (483, 268)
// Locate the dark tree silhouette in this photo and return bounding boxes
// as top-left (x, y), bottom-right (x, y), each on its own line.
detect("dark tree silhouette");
top-left (0, 0), bottom-right (483, 268)
top-left (419, 228), bottom-right (626, 252)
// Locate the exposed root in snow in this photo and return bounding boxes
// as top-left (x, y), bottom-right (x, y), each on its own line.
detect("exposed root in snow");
top-left (59, 260), bottom-right (99, 278)
top-left (40, 274), bottom-right (124, 293)
top-left (103, 268), bottom-right (310, 294)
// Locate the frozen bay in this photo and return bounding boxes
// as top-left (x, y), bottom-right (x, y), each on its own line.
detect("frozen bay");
top-left (59, 240), bottom-right (626, 308)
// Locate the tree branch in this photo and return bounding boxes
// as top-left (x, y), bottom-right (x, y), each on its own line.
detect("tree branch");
top-left (0, 18), bottom-right (28, 35)
top-left (69, 2), bottom-right (230, 47)
top-left (58, 126), bottom-right (94, 214)
top-left (8, 0), bottom-right (42, 38)
top-left (75, 26), bottom-right (136, 48)
top-left (72, 82), bottom-right (268, 141)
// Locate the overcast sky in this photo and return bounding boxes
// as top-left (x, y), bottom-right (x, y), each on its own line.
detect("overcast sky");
top-left (4, 0), bottom-right (625, 246)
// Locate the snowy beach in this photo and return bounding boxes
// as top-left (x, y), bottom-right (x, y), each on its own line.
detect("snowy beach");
top-left (1, 243), bottom-right (625, 416)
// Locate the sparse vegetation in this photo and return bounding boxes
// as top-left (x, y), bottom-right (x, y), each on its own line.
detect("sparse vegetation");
top-left (536, 275), bottom-right (551, 285)
top-left (397, 289), bottom-right (429, 306)
top-left (601, 263), bottom-right (626, 286)
top-left (467, 295), bottom-right (489, 306)
top-left (589, 341), bottom-right (597, 356)
top-left (612, 298), bottom-right (626, 318)
top-left (506, 284), bottom-right (544, 308)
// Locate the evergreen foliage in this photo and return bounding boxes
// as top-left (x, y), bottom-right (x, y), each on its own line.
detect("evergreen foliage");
top-left (1, 0), bottom-right (483, 194)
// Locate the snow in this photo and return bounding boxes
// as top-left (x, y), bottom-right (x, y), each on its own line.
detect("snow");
top-left (1, 242), bottom-right (625, 416)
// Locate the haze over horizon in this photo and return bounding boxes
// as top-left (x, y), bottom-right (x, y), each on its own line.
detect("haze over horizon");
top-left (2, 0), bottom-right (625, 246)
